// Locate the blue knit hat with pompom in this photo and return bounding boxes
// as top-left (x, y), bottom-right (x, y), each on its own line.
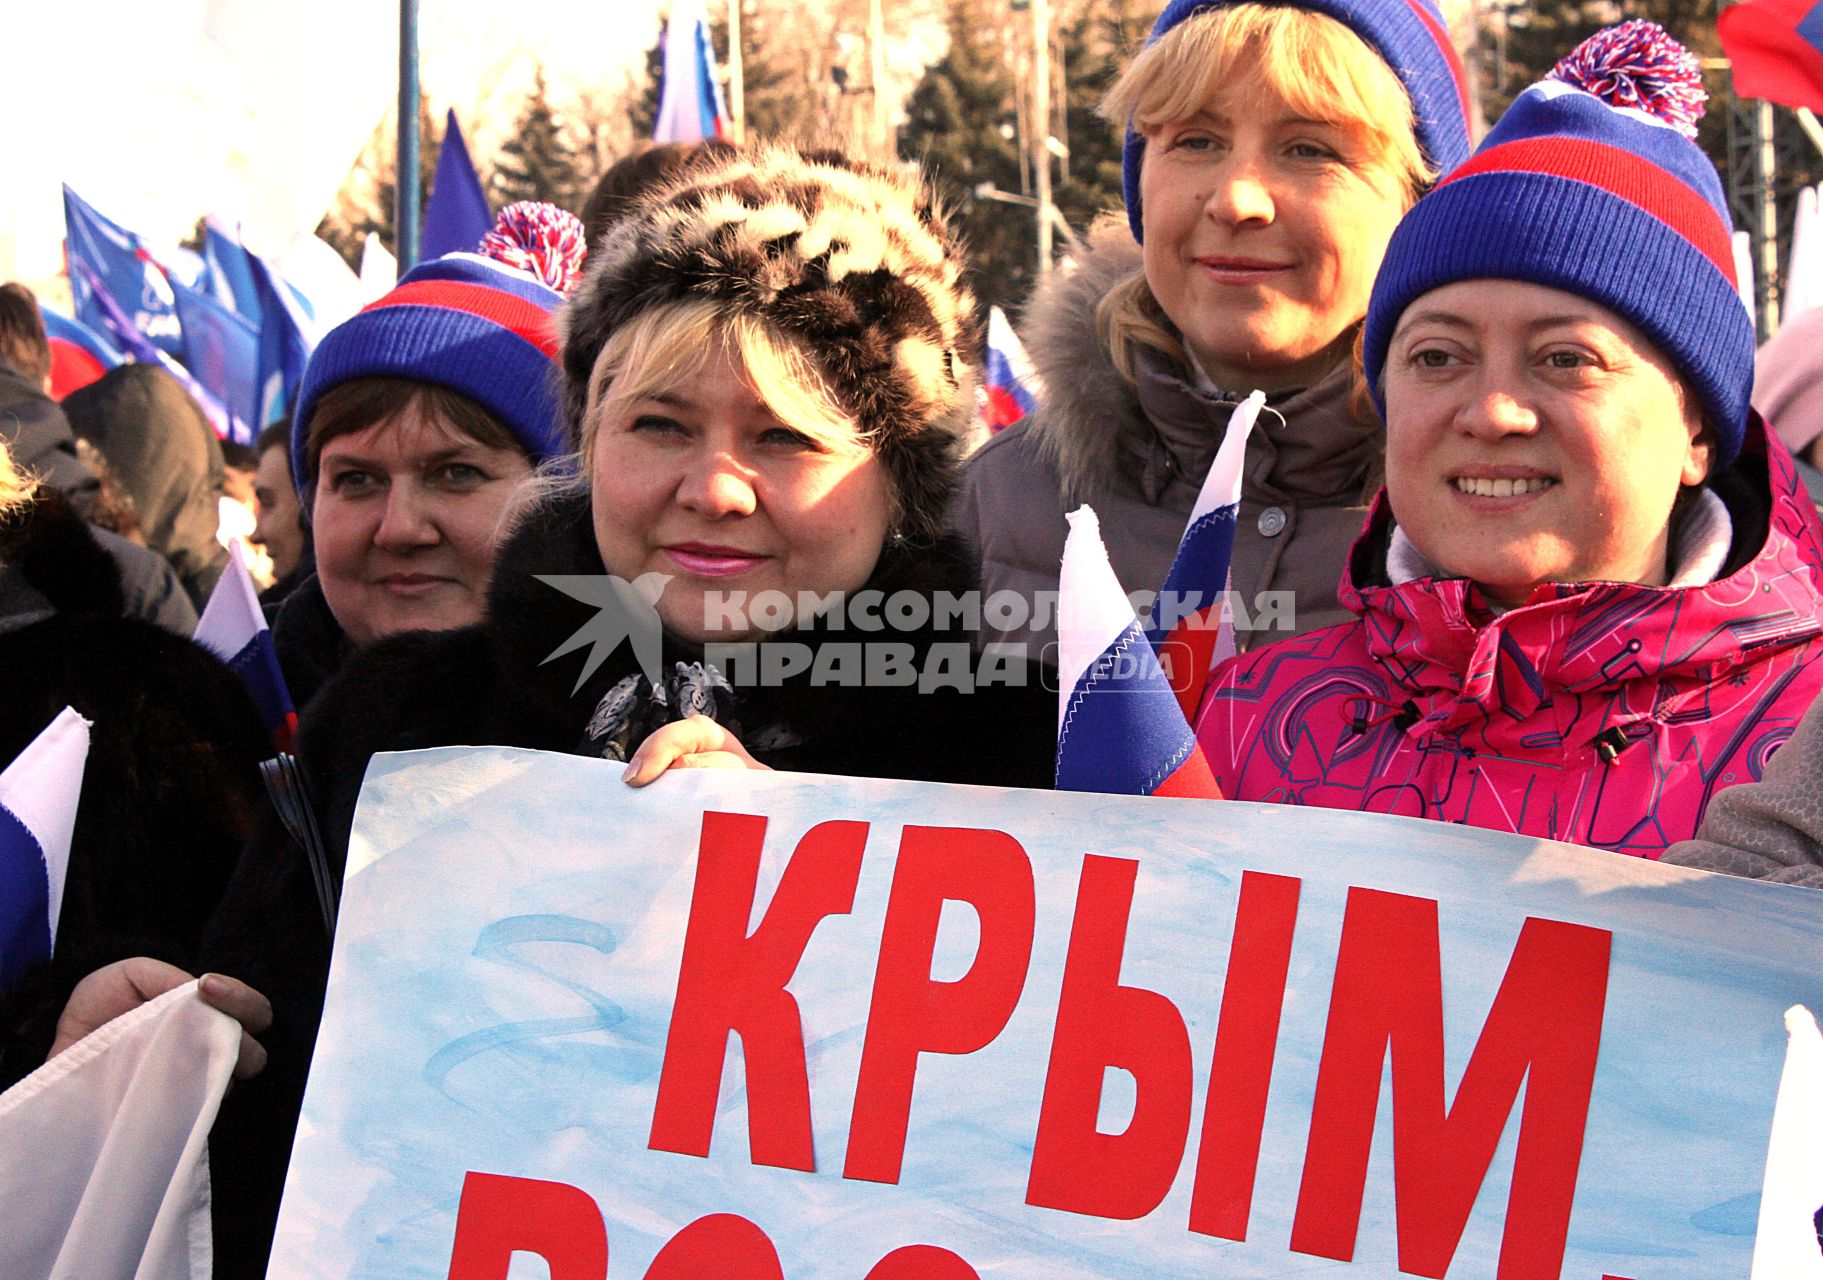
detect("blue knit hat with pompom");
top-left (1120, 0), bottom-right (1473, 243)
top-left (1365, 21), bottom-right (1754, 466)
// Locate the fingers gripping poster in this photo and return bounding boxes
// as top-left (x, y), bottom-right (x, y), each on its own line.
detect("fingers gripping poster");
top-left (269, 747), bottom-right (1823, 1279)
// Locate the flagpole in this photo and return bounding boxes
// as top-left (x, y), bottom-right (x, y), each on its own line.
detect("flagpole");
top-left (1032, 0), bottom-right (1055, 273)
top-left (727, 0), bottom-right (746, 144)
top-left (397, 0), bottom-right (422, 275)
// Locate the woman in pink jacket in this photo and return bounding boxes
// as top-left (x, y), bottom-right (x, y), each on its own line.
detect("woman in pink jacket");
top-left (1193, 23), bottom-right (1823, 856)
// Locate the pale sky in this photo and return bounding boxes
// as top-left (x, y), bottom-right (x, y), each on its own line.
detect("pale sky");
top-left (4, 0), bottom-right (672, 280)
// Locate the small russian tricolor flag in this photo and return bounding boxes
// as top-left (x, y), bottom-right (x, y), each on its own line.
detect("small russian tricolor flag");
top-left (195, 542), bottom-right (297, 753)
top-left (1054, 507), bottom-right (1220, 797)
top-left (983, 306), bottom-right (1040, 432)
top-left (654, 0), bottom-right (733, 144)
top-left (0, 708), bottom-right (90, 995)
top-left (1145, 390), bottom-right (1266, 719)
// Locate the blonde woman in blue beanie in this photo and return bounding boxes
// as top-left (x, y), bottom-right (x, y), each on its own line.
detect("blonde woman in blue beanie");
top-left (270, 202), bottom-right (587, 708)
top-left (1191, 23), bottom-right (1823, 856)
top-left (955, 0), bottom-right (1471, 664)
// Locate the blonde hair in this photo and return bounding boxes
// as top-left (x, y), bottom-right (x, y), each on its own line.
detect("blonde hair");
top-left (0, 439), bottom-right (37, 521)
top-left (579, 299), bottom-right (869, 465)
top-left (1098, 3), bottom-right (1435, 384)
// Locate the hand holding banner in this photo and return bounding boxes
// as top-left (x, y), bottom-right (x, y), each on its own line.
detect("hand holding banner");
top-left (272, 751), bottom-right (1823, 1279)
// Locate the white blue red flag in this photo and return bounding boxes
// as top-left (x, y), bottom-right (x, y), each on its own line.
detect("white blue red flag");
top-left (0, 708), bottom-right (90, 996)
top-left (1054, 506), bottom-right (1219, 797)
top-left (1145, 389), bottom-right (1266, 719)
top-left (654, 0), bottom-right (732, 144)
top-left (41, 308), bottom-right (123, 399)
top-left (983, 306), bottom-right (1039, 432)
top-left (195, 543), bottom-right (297, 752)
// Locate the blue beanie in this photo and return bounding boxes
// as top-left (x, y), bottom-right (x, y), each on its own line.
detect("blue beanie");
top-left (1120, 0), bottom-right (1473, 243)
top-left (290, 202), bottom-right (587, 494)
top-left (1364, 22), bottom-right (1754, 467)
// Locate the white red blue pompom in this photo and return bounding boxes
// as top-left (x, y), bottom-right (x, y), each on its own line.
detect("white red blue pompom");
top-left (479, 201), bottom-right (589, 293)
top-left (1549, 19), bottom-right (1706, 138)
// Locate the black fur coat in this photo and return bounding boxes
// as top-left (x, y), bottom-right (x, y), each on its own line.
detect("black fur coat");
top-left (0, 490), bottom-right (269, 1087)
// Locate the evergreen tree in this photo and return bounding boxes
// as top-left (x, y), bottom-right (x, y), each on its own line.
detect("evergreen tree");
top-left (899, 0), bottom-right (1029, 311)
top-left (1052, 0), bottom-right (1152, 240)
top-left (493, 67), bottom-right (587, 210)
top-left (316, 97), bottom-right (442, 271)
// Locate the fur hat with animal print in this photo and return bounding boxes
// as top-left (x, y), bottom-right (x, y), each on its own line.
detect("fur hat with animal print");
top-left (558, 144), bottom-right (980, 541)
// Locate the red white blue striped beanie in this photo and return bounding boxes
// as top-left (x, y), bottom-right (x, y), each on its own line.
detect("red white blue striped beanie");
top-left (1120, 0), bottom-right (1472, 243)
top-left (1365, 22), bottom-right (1754, 467)
top-left (291, 202), bottom-right (587, 493)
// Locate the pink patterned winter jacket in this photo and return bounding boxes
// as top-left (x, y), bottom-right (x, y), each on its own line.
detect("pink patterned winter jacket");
top-left (1193, 419), bottom-right (1823, 856)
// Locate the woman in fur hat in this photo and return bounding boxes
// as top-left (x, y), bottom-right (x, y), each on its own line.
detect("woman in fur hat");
top-left (132, 145), bottom-right (1050, 1280)
top-left (955, 0), bottom-right (1472, 660)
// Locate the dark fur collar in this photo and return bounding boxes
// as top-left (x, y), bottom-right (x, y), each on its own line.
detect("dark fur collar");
top-left (0, 488), bottom-right (125, 619)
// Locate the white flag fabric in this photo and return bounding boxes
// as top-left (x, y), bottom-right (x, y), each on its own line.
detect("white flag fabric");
top-left (0, 982), bottom-right (240, 1280)
top-left (1752, 1004), bottom-right (1823, 1278)
top-left (1787, 186), bottom-right (1823, 323)
top-left (0, 707), bottom-right (91, 951)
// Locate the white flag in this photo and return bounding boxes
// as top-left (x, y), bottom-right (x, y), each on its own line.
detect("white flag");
top-left (0, 981), bottom-right (240, 1279)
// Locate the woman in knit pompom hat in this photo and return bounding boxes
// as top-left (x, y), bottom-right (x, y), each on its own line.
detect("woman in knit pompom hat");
top-left (1188, 21), bottom-right (1823, 856)
top-left (271, 200), bottom-right (587, 706)
top-left (955, 0), bottom-right (1474, 662)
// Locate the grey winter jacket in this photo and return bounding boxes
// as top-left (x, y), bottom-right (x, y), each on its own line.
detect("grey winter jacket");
top-left (1663, 693), bottom-right (1823, 889)
top-left (952, 221), bottom-right (1381, 662)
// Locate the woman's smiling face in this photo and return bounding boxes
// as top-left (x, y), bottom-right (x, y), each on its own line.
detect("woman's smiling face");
top-left (1383, 279), bottom-right (1713, 608)
top-left (587, 341), bottom-right (893, 647)
top-left (1139, 76), bottom-right (1409, 391)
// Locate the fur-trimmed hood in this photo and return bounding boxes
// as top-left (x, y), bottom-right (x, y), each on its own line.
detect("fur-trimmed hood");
top-left (1021, 218), bottom-right (1151, 502)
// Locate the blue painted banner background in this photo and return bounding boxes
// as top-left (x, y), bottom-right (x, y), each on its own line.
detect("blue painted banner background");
top-left (267, 746), bottom-right (1823, 1279)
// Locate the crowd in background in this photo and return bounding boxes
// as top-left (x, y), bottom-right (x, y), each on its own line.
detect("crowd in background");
top-left (8, 3), bottom-right (1823, 1276)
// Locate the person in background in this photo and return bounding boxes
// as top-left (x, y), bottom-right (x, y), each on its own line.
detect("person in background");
top-left (954, 0), bottom-right (1471, 661)
top-left (217, 438), bottom-right (275, 587)
top-left (250, 418), bottom-right (308, 602)
top-left (0, 283), bottom-right (100, 514)
top-left (1190, 23), bottom-right (1823, 857)
top-left (1663, 689), bottom-right (1823, 886)
top-left (0, 287), bottom-right (194, 633)
top-left (264, 202), bottom-right (586, 709)
top-left (1748, 304), bottom-right (1823, 510)
top-left (0, 434), bottom-right (270, 1088)
top-left (576, 137), bottom-right (737, 246)
top-left (63, 363), bottom-right (230, 609)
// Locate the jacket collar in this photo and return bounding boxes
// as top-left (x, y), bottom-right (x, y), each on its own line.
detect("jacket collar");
top-left (1129, 346), bottom-right (1374, 506)
top-left (1020, 218), bottom-right (1380, 509)
top-left (1337, 414), bottom-right (1823, 736)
